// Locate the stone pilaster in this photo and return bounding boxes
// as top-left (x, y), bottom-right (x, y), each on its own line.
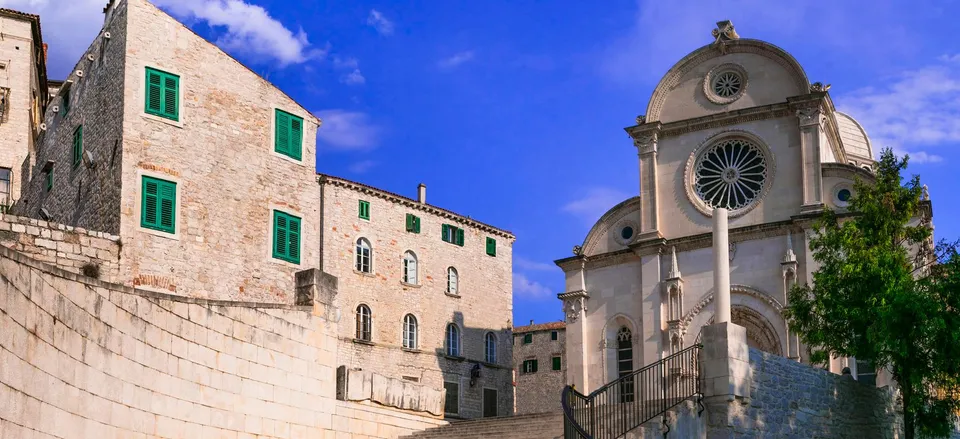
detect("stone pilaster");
top-left (559, 289), bottom-right (590, 392)
top-left (632, 124), bottom-right (662, 241)
top-left (639, 251), bottom-right (663, 365)
top-left (789, 96), bottom-right (827, 214)
top-left (702, 322), bottom-right (753, 439)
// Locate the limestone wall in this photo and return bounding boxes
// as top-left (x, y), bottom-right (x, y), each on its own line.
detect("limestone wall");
top-left (0, 12), bottom-right (40, 209)
top-left (0, 213), bottom-right (120, 282)
top-left (0, 246), bottom-right (446, 438)
top-left (513, 326), bottom-right (566, 415)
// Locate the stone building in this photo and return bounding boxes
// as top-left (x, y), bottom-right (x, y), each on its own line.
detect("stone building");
top-left (0, 8), bottom-right (49, 213)
top-left (319, 176), bottom-right (516, 419)
top-left (512, 320), bottom-right (565, 415)
top-left (555, 21), bottom-right (914, 395)
top-left (13, 0), bottom-right (322, 303)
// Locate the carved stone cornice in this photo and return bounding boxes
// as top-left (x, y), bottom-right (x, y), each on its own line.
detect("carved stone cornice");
top-left (629, 123), bottom-right (662, 156)
top-left (582, 250), bottom-right (641, 271)
top-left (558, 290), bottom-right (589, 323)
top-left (627, 220), bottom-right (805, 258)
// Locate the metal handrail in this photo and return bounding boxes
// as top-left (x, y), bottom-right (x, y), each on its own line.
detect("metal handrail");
top-left (560, 343), bottom-right (702, 439)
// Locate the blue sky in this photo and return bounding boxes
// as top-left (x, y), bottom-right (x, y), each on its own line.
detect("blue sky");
top-left (7, 0), bottom-right (960, 327)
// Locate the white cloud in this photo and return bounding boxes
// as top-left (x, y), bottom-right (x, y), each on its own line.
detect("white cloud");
top-left (152, 0), bottom-right (321, 66)
top-left (513, 273), bottom-right (552, 300)
top-left (937, 54), bottom-right (960, 63)
top-left (332, 56), bottom-right (359, 69)
top-left (0, 0), bottom-right (105, 78)
top-left (366, 9), bottom-right (393, 36)
top-left (314, 110), bottom-right (380, 151)
top-left (562, 187), bottom-right (631, 225)
top-left (836, 63), bottom-right (960, 164)
top-left (515, 257), bottom-right (558, 272)
top-left (438, 51), bottom-right (474, 69)
top-left (348, 160), bottom-right (377, 174)
top-left (339, 69), bottom-right (365, 85)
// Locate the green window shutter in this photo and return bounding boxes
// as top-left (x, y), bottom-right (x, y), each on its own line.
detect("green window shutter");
top-left (272, 211), bottom-right (302, 264)
top-left (274, 109), bottom-right (303, 160)
top-left (141, 176), bottom-right (176, 233)
top-left (358, 200), bottom-right (370, 220)
top-left (486, 237), bottom-right (496, 256)
top-left (405, 214), bottom-right (414, 232)
top-left (72, 126), bottom-right (83, 169)
top-left (532, 360), bottom-right (538, 373)
top-left (414, 216), bottom-right (421, 233)
top-left (442, 224), bottom-right (450, 242)
top-left (455, 227), bottom-right (464, 246)
top-left (62, 88), bottom-right (70, 115)
top-left (553, 357), bottom-right (562, 371)
top-left (45, 169), bottom-right (53, 192)
top-left (145, 67), bottom-right (179, 122)
top-left (523, 334), bottom-right (532, 344)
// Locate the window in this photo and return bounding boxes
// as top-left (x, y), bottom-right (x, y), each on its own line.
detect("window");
top-left (355, 238), bottom-right (372, 273)
top-left (402, 251), bottom-right (418, 284)
top-left (485, 237), bottom-right (496, 256)
top-left (445, 324), bottom-right (461, 357)
top-left (447, 267), bottom-right (459, 295)
top-left (405, 213), bottom-right (421, 233)
top-left (45, 169), bottom-right (53, 192)
top-left (617, 327), bottom-right (634, 403)
top-left (0, 168), bottom-right (11, 212)
top-left (356, 305), bottom-right (372, 341)
top-left (141, 176), bottom-right (176, 233)
top-left (856, 358), bottom-right (877, 387)
top-left (482, 388), bottom-right (498, 418)
top-left (551, 331), bottom-right (559, 341)
top-left (522, 359), bottom-right (538, 374)
top-left (62, 87), bottom-right (70, 115)
top-left (274, 109), bottom-right (303, 160)
top-left (485, 332), bottom-right (497, 363)
top-left (441, 224), bottom-right (464, 246)
top-left (523, 333), bottom-right (532, 344)
top-left (144, 67), bottom-right (179, 121)
top-left (403, 314), bottom-right (418, 349)
top-left (358, 200), bottom-right (370, 220)
top-left (72, 125), bottom-right (83, 169)
top-left (552, 356), bottom-right (562, 371)
top-left (444, 381), bottom-right (460, 415)
top-left (272, 211), bottom-right (301, 264)
top-left (693, 138), bottom-right (767, 212)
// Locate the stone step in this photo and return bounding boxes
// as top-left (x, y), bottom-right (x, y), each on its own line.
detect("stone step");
top-left (398, 412), bottom-right (563, 439)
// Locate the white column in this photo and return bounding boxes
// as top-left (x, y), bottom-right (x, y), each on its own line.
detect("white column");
top-left (713, 208), bottom-right (731, 324)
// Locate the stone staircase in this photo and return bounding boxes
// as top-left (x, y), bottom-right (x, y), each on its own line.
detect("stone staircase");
top-left (398, 411), bottom-right (564, 439)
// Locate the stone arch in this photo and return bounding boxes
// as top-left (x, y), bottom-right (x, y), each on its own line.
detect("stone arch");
top-left (680, 285), bottom-right (787, 356)
top-left (599, 313), bottom-right (640, 383)
top-left (645, 39), bottom-right (810, 123)
top-left (580, 197), bottom-right (641, 256)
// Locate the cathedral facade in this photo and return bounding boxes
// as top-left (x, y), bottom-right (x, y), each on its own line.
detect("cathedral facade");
top-left (555, 21), bottom-right (903, 394)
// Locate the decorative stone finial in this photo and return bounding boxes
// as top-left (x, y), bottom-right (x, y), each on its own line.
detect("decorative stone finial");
top-left (783, 233), bottom-right (797, 263)
top-left (667, 246), bottom-right (681, 279)
top-left (572, 245), bottom-right (584, 256)
top-left (711, 20), bottom-right (739, 53)
top-left (810, 82), bottom-right (832, 93)
top-left (636, 114), bottom-right (646, 125)
top-left (922, 184), bottom-right (930, 201)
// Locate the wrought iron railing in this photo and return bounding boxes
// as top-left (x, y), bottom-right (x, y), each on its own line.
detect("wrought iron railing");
top-left (561, 343), bottom-right (702, 439)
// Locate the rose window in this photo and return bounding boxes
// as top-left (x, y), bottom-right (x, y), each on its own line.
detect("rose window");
top-left (712, 71), bottom-right (742, 98)
top-left (694, 138), bottom-right (767, 211)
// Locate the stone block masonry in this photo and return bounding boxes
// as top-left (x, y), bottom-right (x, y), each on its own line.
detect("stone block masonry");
top-left (0, 245), bottom-right (446, 438)
top-left (0, 213), bottom-right (120, 282)
top-left (513, 322), bottom-right (566, 415)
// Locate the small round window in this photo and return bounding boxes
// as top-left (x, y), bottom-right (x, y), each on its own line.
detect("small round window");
top-left (832, 184), bottom-right (854, 208)
top-left (712, 71), bottom-right (742, 98)
top-left (703, 63), bottom-right (748, 105)
top-left (620, 226), bottom-right (634, 241)
top-left (837, 189), bottom-right (851, 202)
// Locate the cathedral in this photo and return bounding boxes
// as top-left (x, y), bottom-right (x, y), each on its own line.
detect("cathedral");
top-left (555, 20), bottom-right (905, 394)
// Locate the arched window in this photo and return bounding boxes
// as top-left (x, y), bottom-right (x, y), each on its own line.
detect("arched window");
top-left (445, 323), bottom-right (461, 357)
top-left (403, 314), bottom-right (418, 349)
top-left (402, 251), bottom-right (418, 284)
top-left (447, 267), bottom-right (459, 294)
top-left (485, 332), bottom-right (497, 363)
top-left (356, 238), bottom-right (372, 273)
top-left (617, 327), bottom-right (634, 402)
top-left (356, 305), bottom-right (372, 341)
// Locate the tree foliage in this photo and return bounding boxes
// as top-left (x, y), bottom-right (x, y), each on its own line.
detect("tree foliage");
top-left (786, 149), bottom-right (960, 439)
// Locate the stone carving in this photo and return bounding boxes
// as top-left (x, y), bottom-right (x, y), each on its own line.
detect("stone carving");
top-left (635, 133), bottom-right (658, 154)
top-left (729, 242), bottom-right (737, 262)
top-left (636, 114), bottom-right (646, 125)
top-left (679, 284), bottom-right (785, 333)
top-left (796, 106), bottom-right (821, 126)
top-left (572, 245), bottom-right (584, 256)
top-left (337, 367), bottom-right (445, 416)
top-left (922, 184), bottom-right (930, 201)
top-left (564, 296), bottom-right (586, 322)
top-left (810, 82), bottom-right (832, 92)
top-left (782, 233), bottom-right (797, 264)
top-left (711, 20), bottom-right (740, 54)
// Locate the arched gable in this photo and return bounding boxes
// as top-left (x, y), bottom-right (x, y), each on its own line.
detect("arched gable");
top-left (680, 285), bottom-right (787, 356)
top-left (645, 39), bottom-right (810, 124)
top-left (580, 197), bottom-right (641, 256)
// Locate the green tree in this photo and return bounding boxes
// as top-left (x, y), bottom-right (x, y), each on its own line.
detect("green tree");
top-left (786, 149), bottom-right (960, 439)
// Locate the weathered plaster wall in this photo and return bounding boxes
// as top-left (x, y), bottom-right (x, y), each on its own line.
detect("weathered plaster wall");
top-left (0, 246), bottom-right (447, 438)
top-left (0, 13), bottom-right (39, 209)
top-left (321, 179), bottom-right (515, 419)
top-left (513, 327), bottom-right (566, 415)
top-left (0, 213), bottom-right (120, 282)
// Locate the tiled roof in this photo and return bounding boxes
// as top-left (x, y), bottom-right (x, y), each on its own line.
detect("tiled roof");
top-left (318, 173), bottom-right (515, 238)
top-left (513, 321), bottom-right (565, 334)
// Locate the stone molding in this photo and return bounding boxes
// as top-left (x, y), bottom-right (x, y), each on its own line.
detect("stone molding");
top-left (679, 284), bottom-right (785, 335)
top-left (702, 62), bottom-right (749, 105)
top-left (578, 196), bottom-right (642, 257)
top-left (558, 290), bottom-right (589, 323)
top-left (319, 174), bottom-right (515, 239)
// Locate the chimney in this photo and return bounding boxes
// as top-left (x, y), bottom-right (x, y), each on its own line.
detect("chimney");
top-left (529, 319), bottom-right (534, 325)
top-left (417, 183), bottom-right (426, 204)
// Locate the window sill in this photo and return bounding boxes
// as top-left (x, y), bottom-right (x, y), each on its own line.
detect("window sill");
top-left (141, 112), bottom-right (183, 129)
top-left (444, 355), bottom-right (466, 362)
top-left (445, 292), bottom-right (461, 299)
top-left (353, 338), bottom-right (374, 346)
top-left (401, 347), bottom-right (422, 354)
top-left (401, 282), bottom-right (421, 288)
top-left (353, 270), bottom-right (375, 277)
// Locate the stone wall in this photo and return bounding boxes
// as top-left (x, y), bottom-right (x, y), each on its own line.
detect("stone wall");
top-left (0, 213), bottom-right (120, 281)
top-left (320, 176), bottom-right (516, 419)
top-left (0, 11), bottom-right (40, 210)
top-left (0, 245), bottom-right (447, 438)
top-left (513, 324), bottom-right (566, 415)
top-left (14, 1), bottom-right (125, 234)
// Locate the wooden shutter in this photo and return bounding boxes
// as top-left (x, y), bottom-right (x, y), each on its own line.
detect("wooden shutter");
top-left (73, 126), bottom-right (83, 168)
top-left (275, 109), bottom-right (303, 160)
top-left (146, 69), bottom-right (163, 114)
top-left (142, 179), bottom-right (159, 227)
top-left (274, 213), bottom-right (288, 259)
top-left (289, 116), bottom-right (302, 160)
top-left (414, 216), bottom-right (421, 233)
top-left (532, 360), bottom-right (538, 373)
top-left (163, 75), bottom-right (178, 120)
top-left (158, 181), bottom-right (176, 233)
top-left (455, 228), bottom-right (464, 246)
top-left (142, 177), bottom-right (176, 233)
top-left (273, 211), bottom-right (301, 264)
top-left (405, 214), bottom-right (414, 232)
top-left (288, 216), bottom-right (300, 262)
top-left (275, 110), bottom-right (291, 155)
top-left (553, 357), bottom-right (562, 370)
top-left (486, 237), bottom-right (496, 256)
top-left (441, 224), bottom-right (449, 242)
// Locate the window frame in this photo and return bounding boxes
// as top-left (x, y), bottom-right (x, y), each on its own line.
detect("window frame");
top-left (140, 175), bottom-right (177, 235)
top-left (402, 251), bottom-right (418, 285)
top-left (522, 359), bottom-right (538, 374)
top-left (273, 108), bottom-right (304, 161)
top-left (484, 332), bottom-right (497, 364)
top-left (445, 323), bottom-right (461, 357)
top-left (271, 210), bottom-right (302, 265)
top-left (72, 125), bottom-right (83, 169)
top-left (402, 314), bottom-right (418, 349)
top-left (447, 266), bottom-right (459, 295)
top-left (45, 168), bottom-right (53, 192)
top-left (358, 200), bottom-right (370, 220)
top-left (523, 333), bottom-right (532, 344)
top-left (405, 213), bottom-right (421, 233)
top-left (444, 380), bottom-right (460, 415)
top-left (355, 238), bottom-right (372, 273)
top-left (0, 167), bottom-right (11, 212)
top-left (551, 331), bottom-right (559, 341)
top-left (356, 304), bottom-right (372, 341)
top-left (552, 356), bottom-right (562, 371)
top-left (144, 66), bottom-right (180, 122)
top-left (442, 224), bottom-right (465, 246)
top-left (485, 237), bottom-right (496, 256)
